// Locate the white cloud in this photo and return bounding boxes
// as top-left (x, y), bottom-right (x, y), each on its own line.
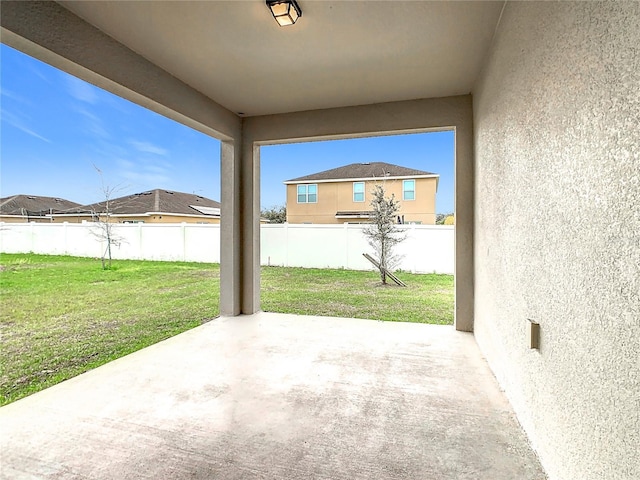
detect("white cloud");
top-left (0, 88), bottom-right (31, 105)
top-left (11, 124), bottom-right (50, 143)
top-left (72, 106), bottom-right (110, 140)
top-left (129, 140), bottom-right (169, 156)
top-left (116, 158), bottom-right (136, 170)
top-left (1, 109), bottom-right (50, 143)
top-left (116, 156), bottom-right (173, 190)
top-left (65, 76), bottom-right (98, 104)
top-left (88, 122), bottom-right (110, 139)
top-left (90, 142), bottom-right (128, 160)
top-left (145, 164), bottom-right (171, 175)
top-left (27, 64), bottom-right (52, 84)
top-left (119, 170), bottom-right (171, 187)
top-left (73, 106), bottom-right (100, 123)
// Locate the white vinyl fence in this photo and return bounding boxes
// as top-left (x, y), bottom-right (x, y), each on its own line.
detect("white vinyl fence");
top-left (0, 222), bottom-right (454, 274)
top-left (261, 224), bottom-right (453, 274)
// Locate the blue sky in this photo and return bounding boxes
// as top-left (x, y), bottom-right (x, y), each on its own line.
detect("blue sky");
top-left (1, 44), bottom-right (455, 213)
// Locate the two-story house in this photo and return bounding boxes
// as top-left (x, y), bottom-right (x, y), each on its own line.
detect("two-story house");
top-left (284, 162), bottom-right (438, 224)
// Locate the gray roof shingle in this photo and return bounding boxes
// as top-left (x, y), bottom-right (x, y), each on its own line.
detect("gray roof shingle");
top-left (0, 195), bottom-right (80, 216)
top-left (285, 162), bottom-right (436, 183)
top-left (65, 189), bottom-right (221, 216)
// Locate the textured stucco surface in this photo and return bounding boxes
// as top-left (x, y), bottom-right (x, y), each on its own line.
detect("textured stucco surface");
top-left (473, 3), bottom-right (640, 480)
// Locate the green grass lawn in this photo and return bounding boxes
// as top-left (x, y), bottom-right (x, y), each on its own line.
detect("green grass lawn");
top-left (0, 253), bottom-right (453, 405)
top-left (262, 266), bottom-right (453, 323)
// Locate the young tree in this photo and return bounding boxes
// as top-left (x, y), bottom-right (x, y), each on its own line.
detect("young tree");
top-left (90, 166), bottom-right (125, 270)
top-left (363, 184), bottom-right (407, 284)
top-left (261, 204), bottom-right (287, 223)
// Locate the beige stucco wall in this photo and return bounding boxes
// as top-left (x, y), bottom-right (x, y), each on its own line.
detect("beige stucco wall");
top-left (286, 178), bottom-right (437, 224)
top-left (473, 3), bottom-right (639, 480)
top-left (0, 216), bottom-right (50, 223)
top-left (147, 215), bottom-right (220, 224)
top-left (49, 215), bottom-right (220, 224)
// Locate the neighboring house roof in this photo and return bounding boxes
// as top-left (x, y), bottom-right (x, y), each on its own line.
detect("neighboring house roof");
top-left (284, 162), bottom-right (437, 184)
top-left (0, 194), bottom-right (80, 216)
top-left (61, 189), bottom-right (221, 217)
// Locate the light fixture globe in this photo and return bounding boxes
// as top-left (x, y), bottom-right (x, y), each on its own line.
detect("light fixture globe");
top-left (266, 0), bottom-right (302, 27)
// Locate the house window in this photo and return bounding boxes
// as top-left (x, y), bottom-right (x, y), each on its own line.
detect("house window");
top-left (353, 182), bottom-right (365, 202)
top-left (297, 184), bottom-right (317, 203)
top-left (403, 179), bottom-right (415, 201)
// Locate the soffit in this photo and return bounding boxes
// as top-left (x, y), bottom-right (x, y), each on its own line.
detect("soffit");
top-left (59, 1), bottom-right (504, 117)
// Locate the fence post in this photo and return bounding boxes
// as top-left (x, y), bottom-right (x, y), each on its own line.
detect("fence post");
top-left (63, 222), bottom-right (68, 255)
top-left (30, 221), bottom-right (35, 253)
top-left (411, 223), bottom-right (416, 273)
top-left (344, 223), bottom-right (349, 269)
top-left (182, 222), bottom-right (187, 262)
top-left (285, 222), bottom-right (289, 267)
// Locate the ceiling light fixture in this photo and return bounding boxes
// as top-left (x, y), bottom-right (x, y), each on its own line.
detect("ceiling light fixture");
top-left (266, 0), bottom-right (302, 27)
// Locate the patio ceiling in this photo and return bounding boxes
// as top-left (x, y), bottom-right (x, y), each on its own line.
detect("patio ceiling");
top-left (59, 0), bottom-right (504, 117)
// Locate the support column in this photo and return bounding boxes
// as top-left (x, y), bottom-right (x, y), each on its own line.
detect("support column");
top-left (220, 128), bottom-right (261, 316)
top-left (454, 123), bottom-right (474, 332)
top-left (219, 139), bottom-right (242, 316)
top-left (241, 139), bottom-right (261, 314)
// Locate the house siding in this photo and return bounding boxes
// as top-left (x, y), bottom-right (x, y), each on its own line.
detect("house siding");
top-left (49, 214), bottom-right (220, 224)
top-left (286, 177), bottom-right (437, 224)
top-left (0, 215), bottom-right (51, 223)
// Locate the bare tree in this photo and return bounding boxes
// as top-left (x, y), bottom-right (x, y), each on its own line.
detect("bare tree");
top-left (363, 184), bottom-right (407, 284)
top-left (90, 166), bottom-right (125, 270)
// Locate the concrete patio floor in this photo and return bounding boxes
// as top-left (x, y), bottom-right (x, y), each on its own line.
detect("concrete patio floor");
top-left (0, 312), bottom-right (546, 479)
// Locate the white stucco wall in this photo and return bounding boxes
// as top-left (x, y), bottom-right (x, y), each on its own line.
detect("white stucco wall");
top-left (473, 3), bottom-right (639, 480)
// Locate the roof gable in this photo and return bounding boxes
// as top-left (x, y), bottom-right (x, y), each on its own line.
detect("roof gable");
top-left (284, 162), bottom-right (437, 183)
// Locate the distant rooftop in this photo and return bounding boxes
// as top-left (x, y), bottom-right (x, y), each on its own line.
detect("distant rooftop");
top-left (0, 195), bottom-right (80, 216)
top-left (284, 162), bottom-right (437, 183)
top-left (64, 189), bottom-right (221, 217)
